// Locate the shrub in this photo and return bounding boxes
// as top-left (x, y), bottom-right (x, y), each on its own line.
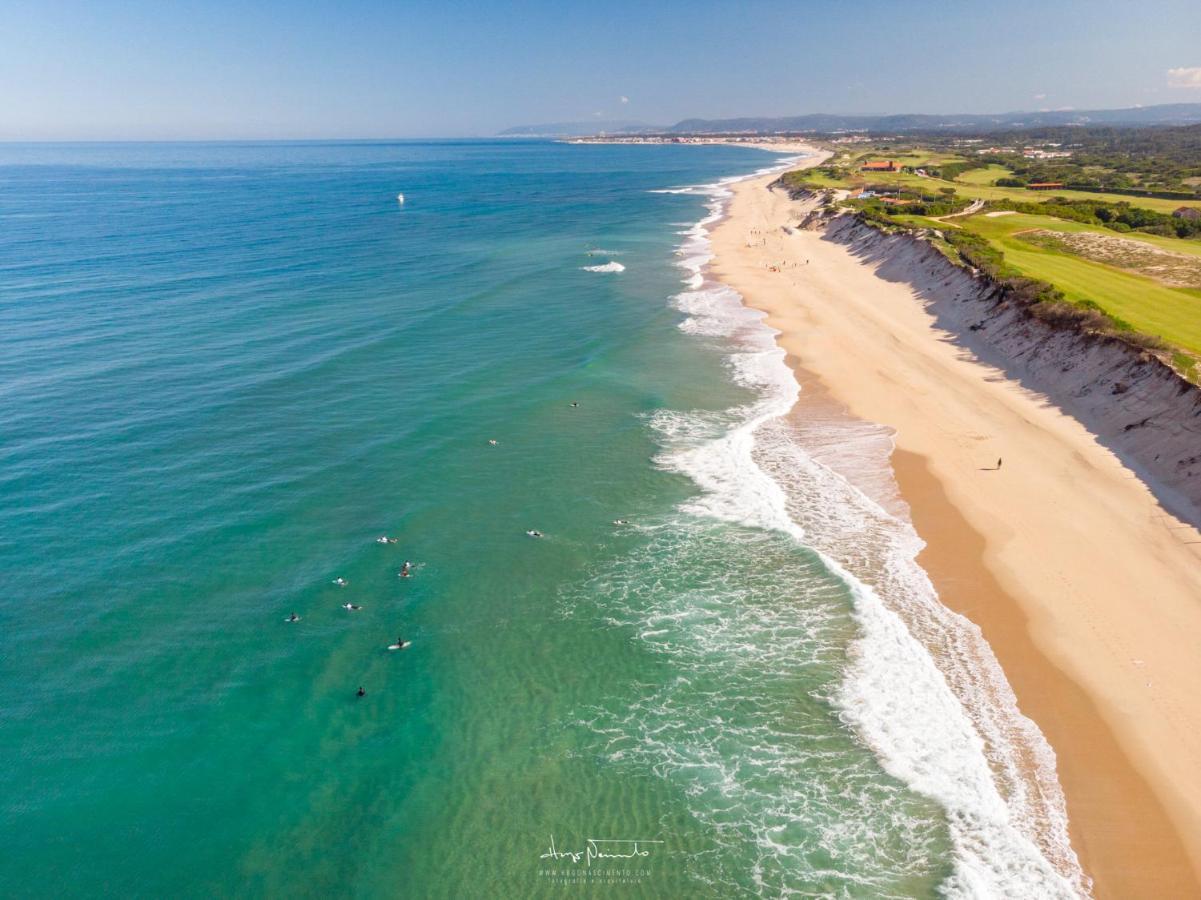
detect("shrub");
top-left (935, 161), bottom-right (988, 181)
top-left (1029, 300), bottom-right (1108, 331)
top-left (1120, 331), bottom-right (1168, 351)
top-left (943, 229), bottom-right (1012, 276)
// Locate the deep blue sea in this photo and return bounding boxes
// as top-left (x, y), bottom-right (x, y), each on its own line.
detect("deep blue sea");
top-left (0, 140), bottom-right (1084, 897)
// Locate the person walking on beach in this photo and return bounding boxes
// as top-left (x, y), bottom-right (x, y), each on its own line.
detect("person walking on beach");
top-left (997, 457), bottom-right (1003, 470)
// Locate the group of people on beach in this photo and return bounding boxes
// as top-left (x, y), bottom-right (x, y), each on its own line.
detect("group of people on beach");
top-left (766, 261), bottom-right (802, 273)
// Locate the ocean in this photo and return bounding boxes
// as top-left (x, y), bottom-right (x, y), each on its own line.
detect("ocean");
top-left (0, 140), bottom-right (1083, 897)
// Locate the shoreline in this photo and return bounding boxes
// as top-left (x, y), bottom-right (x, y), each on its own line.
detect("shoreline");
top-left (709, 154), bottom-right (1201, 897)
top-left (891, 446), bottom-right (1193, 896)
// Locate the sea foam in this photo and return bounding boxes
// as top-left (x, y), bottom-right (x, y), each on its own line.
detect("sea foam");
top-left (650, 155), bottom-right (1088, 897)
top-left (581, 261), bottom-right (625, 273)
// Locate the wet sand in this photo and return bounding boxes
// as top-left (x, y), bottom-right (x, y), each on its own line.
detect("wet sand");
top-left (712, 160), bottom-right (1201, 898)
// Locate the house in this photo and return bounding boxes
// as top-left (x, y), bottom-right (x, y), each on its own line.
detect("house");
top-left (1022, 149), bottom-right (1073, 159)
top-left (861, 160), bottom-right (901, 173)
top-left (1026, 182), bottom-right (1065, 191)
top-left (1172, 206), bottom-right (1201, 220)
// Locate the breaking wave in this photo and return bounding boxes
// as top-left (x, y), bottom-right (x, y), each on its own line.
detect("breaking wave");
top-left (575, 153), bottom-right (1090, 897)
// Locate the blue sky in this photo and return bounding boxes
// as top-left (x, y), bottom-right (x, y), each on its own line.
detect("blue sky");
top-left (2, 0), bottom-right (1200, 139)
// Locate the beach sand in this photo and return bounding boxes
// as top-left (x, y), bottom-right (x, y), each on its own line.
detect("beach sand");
top-left (711, 159), bottom-right (1201, 898)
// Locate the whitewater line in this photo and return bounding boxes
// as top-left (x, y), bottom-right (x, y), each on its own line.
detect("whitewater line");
top-left (660, 154), bottom-right (1087, 898)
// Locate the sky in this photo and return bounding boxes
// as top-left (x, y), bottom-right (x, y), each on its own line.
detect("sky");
top-left (2, 0), bottom-right (1201, 140)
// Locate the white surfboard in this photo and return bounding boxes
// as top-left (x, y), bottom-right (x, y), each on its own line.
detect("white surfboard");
top-left (387, 641), bottom-right (411, 651)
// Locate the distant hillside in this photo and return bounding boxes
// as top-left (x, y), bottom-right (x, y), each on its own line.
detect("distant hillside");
top-left (497, 120), bottom-right (661, 137)
top-left (665, 104), bottom-right (1201, 134)
top-left (501, 104), bottom-right (1201, 137)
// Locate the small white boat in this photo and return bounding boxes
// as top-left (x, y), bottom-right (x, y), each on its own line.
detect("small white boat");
top-left (396, 193), bottom-right (405, 205)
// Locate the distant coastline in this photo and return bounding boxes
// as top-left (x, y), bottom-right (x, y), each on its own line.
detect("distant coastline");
top-left (503, 101), bottom-right (1201, 139)
top-left (566, 135), bottom-right (816, 149)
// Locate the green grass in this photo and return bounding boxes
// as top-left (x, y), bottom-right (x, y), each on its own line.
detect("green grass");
top-left (963, 212), bottom-right (1201, 258)
top-left (796, 171), bottom-right (852, 190)
top-left (1173, 352), bottom-right (1199, 383)
top-left (955, 164), bottom-right (1011, 186)
top-left (1009, 187), bottom-right (1200, 215)
top-left (955, 213), bottom-right (1201, 354)
top-left (814, 153), bottom-right (1201, 214)
top-left (864, 150), bottom-right (962, 167)
top-left (801, 146), bottom-right (1201, 367)
top-left (838, 148), bottom-right (959, 167)
top-left (936, 177), bottom-right (1197, 212)
top-left (947, 161), bottom-right (1201, 214)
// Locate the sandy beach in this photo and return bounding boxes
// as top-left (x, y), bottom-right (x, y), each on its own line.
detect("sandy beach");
top-left (711, 157), bottom-right (1201, 898)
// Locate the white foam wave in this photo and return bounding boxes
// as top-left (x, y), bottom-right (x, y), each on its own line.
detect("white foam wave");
top-left (569, 517), bottom-right (951, 896)
top-left (651, 157), bottom-right (1089, 897)
top-left (581, 261), bottom-right (625, 273)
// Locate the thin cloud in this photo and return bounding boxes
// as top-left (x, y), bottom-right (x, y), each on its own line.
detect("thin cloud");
top-left (1167, 66), bottom-right (1201, 88)
top-left (620, 96), bottom-right (629, 104)
top-left (1033, 93), bottom-right (1047, 101)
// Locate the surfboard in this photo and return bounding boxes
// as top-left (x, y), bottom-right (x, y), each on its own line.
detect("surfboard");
top-left (387, 641), bottom-right (411, 651)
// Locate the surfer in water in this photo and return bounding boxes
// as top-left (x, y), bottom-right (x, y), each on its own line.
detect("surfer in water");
top-left (399, 561), bottom-right (413, 578)
top-left (612, 519), bottom-right (629, 526)
top-left (570, 401), bottom-right (578, 408)
top-left (342, 603), bottom-right (362, 611)
top-left (526, 529), bottom-right (543, 538)
top-left (288, 612), bottom-right (299, 622)
top-left (357, 686), bottom-right (366, 697)
top-left (332, 577), bottom-right (348, 587)
top-left (488, 439), bottom-right (498, 446)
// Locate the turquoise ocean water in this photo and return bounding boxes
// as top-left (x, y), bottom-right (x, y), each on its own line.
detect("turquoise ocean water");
top-left (0, 141), bottom-right (1084, 897)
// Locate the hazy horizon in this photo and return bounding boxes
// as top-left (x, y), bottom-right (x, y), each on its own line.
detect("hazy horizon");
top-left (2, 0), bottom-right (1200, 141)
